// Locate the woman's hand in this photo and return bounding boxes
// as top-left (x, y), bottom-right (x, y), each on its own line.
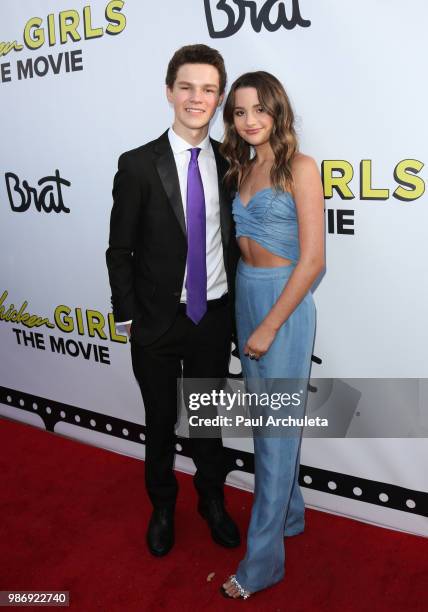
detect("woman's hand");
top-left (244, 321), bottom-right (278, 360)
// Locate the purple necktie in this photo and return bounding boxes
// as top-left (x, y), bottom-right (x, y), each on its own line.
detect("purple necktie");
top-left (186, 148), bottom-right (207, 324)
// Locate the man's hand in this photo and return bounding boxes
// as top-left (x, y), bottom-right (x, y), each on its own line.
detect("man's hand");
top-left (125, 323), bottom-right (132, 338)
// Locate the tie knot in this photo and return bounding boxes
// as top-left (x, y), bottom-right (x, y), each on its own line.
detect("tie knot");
top-left (189, 147), bottom-right (201, 162)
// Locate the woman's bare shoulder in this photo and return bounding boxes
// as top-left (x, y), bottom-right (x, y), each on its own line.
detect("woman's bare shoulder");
top-left (291, 152), bottom-right (318, 173)
top-left (289, 153), bottom-right (322, 203)
top-left (291, 152), bottom-right (320, 185)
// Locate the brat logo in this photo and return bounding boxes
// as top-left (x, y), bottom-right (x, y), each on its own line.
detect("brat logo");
top-left (5, 170), bottom-right (71, 213)
top-left (204, 0), bottom-right (311, 38)
top-left (0, 1), bottom-right (126, 84)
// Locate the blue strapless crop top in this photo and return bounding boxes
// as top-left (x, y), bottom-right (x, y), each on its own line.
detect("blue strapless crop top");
top-left (232, 187), bottom-right (299, 262)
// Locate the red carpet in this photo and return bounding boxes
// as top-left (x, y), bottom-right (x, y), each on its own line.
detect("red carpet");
top-left (1, 417), bottom-right (426, 612)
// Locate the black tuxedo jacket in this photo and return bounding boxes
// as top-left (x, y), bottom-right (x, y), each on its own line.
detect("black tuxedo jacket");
top-left (106, 130), bottom-right (239, 346)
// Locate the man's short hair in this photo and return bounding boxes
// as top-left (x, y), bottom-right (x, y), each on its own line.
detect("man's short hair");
top-left (166, 44), bottom-right (227, 94)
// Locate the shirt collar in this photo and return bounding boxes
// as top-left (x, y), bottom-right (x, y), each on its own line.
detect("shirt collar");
top-left (168, 127), bottom-right (211, 154)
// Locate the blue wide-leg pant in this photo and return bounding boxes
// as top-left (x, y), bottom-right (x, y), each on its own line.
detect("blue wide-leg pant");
top-left (235, 259), bottom-right (316, 593)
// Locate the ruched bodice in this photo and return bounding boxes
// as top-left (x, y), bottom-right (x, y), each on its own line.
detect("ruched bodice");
top-left (232, 188), bottom-right (299, 263)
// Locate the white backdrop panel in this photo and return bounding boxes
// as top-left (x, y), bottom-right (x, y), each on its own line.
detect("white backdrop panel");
top-left (1, 0), bottom-right (427, 536)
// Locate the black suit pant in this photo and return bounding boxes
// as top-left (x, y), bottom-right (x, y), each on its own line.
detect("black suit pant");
top-left (130, 301), bottom-right (232, 509)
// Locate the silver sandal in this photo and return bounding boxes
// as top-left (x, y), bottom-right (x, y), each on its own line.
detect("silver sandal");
top-left (220, 574), bottom-right (252, 599)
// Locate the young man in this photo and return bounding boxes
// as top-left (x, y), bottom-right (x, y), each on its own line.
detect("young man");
top-left (106, 45), bottom-right (240, 556)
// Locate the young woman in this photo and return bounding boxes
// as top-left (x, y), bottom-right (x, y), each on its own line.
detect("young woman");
top-left (220, 72), bottom-right (325, 598)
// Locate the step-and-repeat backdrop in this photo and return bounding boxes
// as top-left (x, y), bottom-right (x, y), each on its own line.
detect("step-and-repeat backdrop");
top-left (1, 1), bottom-right (427, 536)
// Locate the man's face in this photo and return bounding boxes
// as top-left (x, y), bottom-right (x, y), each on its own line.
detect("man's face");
top-left (167, 63), bottom-right (223, 137)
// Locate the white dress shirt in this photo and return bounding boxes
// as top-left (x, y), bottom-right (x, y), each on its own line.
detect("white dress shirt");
top-left (116, 127), bottom-right (227, 326)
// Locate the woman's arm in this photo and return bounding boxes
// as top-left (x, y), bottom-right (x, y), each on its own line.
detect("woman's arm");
top-left (244, 154), bottom-right (325, 358)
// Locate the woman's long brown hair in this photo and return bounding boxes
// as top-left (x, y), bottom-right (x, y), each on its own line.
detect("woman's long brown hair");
top-left (220, 71), bottom-right (298, 192)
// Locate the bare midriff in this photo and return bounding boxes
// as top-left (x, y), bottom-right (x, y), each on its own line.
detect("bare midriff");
top-left (238, 236), bottom-right (293, 268)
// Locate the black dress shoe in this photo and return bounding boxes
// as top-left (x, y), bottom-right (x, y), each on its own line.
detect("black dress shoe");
top-left (146, 507), bottom-right (175, 557)
top-left (198, 498), bottom-right (240, 548)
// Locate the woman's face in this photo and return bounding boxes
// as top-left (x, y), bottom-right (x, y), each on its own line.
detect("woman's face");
top-left (233, 86), bottom-right (274, 147)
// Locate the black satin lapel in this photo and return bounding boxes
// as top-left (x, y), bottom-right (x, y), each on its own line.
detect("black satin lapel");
top-left (155, 145), bottom-right (186, 237)
top-left (212, 141), bottom-right (231, 248)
